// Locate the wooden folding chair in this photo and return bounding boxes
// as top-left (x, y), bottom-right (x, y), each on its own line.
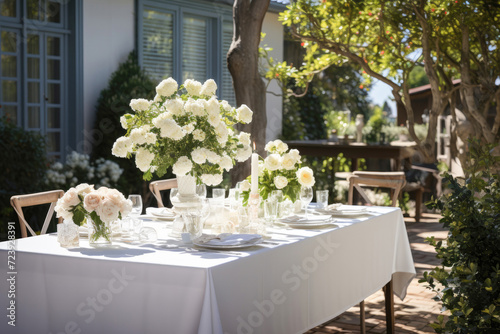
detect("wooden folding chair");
top-left (10, 190), bottom-right (65, 238)
top-left (149, 178), bottom-right (178, 207)
top-left (348, 171), bottom-right (406, 207)
top-left (347, 171), bottom-right (406, 334)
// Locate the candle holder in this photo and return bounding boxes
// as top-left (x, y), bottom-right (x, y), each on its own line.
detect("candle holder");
top-left (249, 193), bottom-right (260, 223)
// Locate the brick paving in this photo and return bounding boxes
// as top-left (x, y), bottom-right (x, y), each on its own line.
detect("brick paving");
top-left (305, 213), bottom-right (449, 334)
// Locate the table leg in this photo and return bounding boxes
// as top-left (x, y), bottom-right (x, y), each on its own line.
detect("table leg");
top-left (360, 300), bottom-right (366, 334)
top-left (384, 279), bottom-right (395, 334)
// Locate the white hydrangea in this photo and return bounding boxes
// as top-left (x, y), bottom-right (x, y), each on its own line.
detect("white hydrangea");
top-left (144, 132), bottom-right (157, 145)
top-left (185, 98), bottom-right (205, 117)
top-left (206, 150), bottom-right (221, 164)
top-left (154, 117), bottom-right (185, 140)
top-left (193, 129), bottom-right (206, 141)
top-left (156, 77), bottom-right (178, 97)
top-left (130, 98), bottom-right (151, 112)
top-left (219, 154), bottom-right (233, 171)
top-left (235, 145), bottom-right (252, 162)
top-left (264, 154), bottom-right (281, 171)
top-left (207, 112), bottom-right (221, 127)
top-left (215, 123), bottom-right (229, 145)
top-left (236, 104), bottom-right (253, 124)
top-left (130, 127), bottom-right (149, 145)
top-left (172, 156), bottom-right (193, 176)
top-left (120, 115), bottom-right (130, 129)
top-left (191, 147), bottom-right (208, 164)
top-left (200, 79), bottom-right (217, 96)
top-left (200, 173), bottom-right (223, 186)
top-left (238, 132), bottom-right (251, 146)
top-left (220, 100), bottom-right (233, 112)
top-left (112, 136), bottom-right (133, 158)
top-left (184, 79), bottom-right (202, 96)
top-left (164, 98), bottom-right (184, 115)
top-left (274, 175), bottom-right (288, 189)
top-left (182, 123), bottom-right (195, 134)
top-left (205, 97), bottom-right (220, 116)
top-left (135, 148), bottom-right (155, 172)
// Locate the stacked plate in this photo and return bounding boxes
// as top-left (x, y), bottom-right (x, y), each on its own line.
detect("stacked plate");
top-left (193, 233), bottom-right (262, 249)
top-left (280, 214), bottom-right (337, 228)
top-left (145, 207), bottom-right (177, 221)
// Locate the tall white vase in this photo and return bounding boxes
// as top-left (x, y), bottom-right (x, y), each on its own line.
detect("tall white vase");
top-left (170, 174), bottom-right (202, 238)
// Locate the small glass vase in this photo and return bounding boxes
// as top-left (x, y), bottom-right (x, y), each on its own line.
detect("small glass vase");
top-left (87, 216), bottom-right (112, 247)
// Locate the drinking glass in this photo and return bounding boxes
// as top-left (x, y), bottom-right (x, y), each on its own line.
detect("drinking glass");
top-left (264, 198), bottom-right (278, 226)
top-left (169, 188), bottom-right (178, 206)
top-left (139, 227), bottom-right (158, 243)
top-left (128, 194), bottom-right (143, 216)
top-left (196, 184), bottom-right (207, 199)
top-left (300, 186), bottom-right (314, 218)
top-left (212, 188), bottom-right (225, 200)
top-left (271, 190), bottom-right (283, 203)
top-left (316, 190), bottom-right (329, 209)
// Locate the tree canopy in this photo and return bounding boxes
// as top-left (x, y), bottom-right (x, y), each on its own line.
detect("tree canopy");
top-left (269, 0), bottom-right (500, 163)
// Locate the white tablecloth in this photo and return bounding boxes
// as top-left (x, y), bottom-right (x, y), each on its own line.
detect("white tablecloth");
top-left (0, 206), bottom-right (415, 334)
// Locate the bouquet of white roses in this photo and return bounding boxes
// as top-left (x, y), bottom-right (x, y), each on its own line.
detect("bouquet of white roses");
top-left (241, 139), bottom-right (315, 203)
top-left (55, 184), bottom-right (132, 241)
top-left (112, 77), bottom-right (253, 186)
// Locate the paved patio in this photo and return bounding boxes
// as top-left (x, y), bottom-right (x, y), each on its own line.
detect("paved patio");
top-left (305, 212), bottom-right (448, 334)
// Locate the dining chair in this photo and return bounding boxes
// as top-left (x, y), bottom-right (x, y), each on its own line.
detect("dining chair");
top-left (149, 178), bottom-right (178, 207)
top-left (10, 189), bottom-right (65, 238)
top-left (347, 171), bottom-right (406, 334)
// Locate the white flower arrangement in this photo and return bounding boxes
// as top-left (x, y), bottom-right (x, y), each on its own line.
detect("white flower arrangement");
top-left (242, 139), bottom-right (315, 203)
top-left (112, 77), bottom-right (253, 186)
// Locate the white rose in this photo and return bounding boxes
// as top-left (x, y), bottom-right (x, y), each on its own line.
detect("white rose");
top-left (235, 145), bottom-right (252, 162)
top-left (172, 156), bottom-right (193, 176)
top-left (184, 79), bottom-right (202, 96)
top-left (206, 150), bottom-right (220, 164)
top-left (129, 98), bottom-right (150, 112)
top-left (191, 147), bottom-right (208, 164)
top-left (120, 199), bottom-right (133, 217)
top-left (264, 154), bottom-right (281, 171)
top-left (200, 79), bottom-right (217, 96)
top-left (182, 123), bottom-right (195, 134)
top-left (156, 77), bottom-right (178, 97)
top-left (135, 148), bottom-right (155, 172)
top-left (238, 132), bottom-right (251, 146)
top-left (296, 167), bottom-right (315, 187)
top-left (55, 203), bottom-right (72, 220)
top-left (164, 98), bottom-right (184, 115)
top-left (281, 153), bottom-right (297, 170)
top-left (289, 149), bottom-right (301, 160)
top-left (275, 140), bottom-right (288, 154)
top-left (239, 180), bottom-right (251, 192)
top-left (219, 155), bottom-right (233, 171)
top-left (274, 175), bottom-right (289, 190)
top-left (185, 98), bottom-right (205, 117)
top-left (193, 129), bottom-right (206, 141)
top-left (265, 141), bottom-right (276, 153)
top-left (201, 173), bottom-right (223, 186)
top-left (112, 136), bottom-right (133, 158)
top-left (75, 183), bottom-right (94, 196)
top-left (236, 104), bottom-right (253, 124)
top-left (61, 188), bottom-right (80, 208)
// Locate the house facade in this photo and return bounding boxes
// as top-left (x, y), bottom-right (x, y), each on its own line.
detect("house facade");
top-left (0, 0), bottom-right (285, 161)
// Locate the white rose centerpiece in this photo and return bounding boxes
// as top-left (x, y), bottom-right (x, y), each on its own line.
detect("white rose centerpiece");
top-left (55, 184), bottom-right (132, 246)
top-left (241, 139), bottom-right (315, 203)
top-left (112, 77), bottom-right (253, 186)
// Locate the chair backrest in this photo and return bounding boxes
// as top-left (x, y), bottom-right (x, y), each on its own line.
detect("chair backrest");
top-left (348, 171), bottom-right (406, 207)
top-left (149, 178), bottom-right (178, 207)
top-left (10, 190), bottom-right (65, 238)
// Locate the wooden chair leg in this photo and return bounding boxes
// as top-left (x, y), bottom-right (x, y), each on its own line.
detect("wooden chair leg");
top-left (384, 280), bottom-right (395, 334)
top-left (415, 188), bottom-right (423, 222)
top-left (360, 300), bottom-right (366, 334)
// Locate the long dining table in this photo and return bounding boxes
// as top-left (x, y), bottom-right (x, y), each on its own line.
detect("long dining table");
top-left (0, 205), bottom-right (415, 334)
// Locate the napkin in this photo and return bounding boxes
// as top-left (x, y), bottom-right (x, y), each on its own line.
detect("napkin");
top-left (196, 233), bottom-right (261, 246)
top-left (281, 214), bottom-right (333, 224)
top-left (146, 207), bottom-right (176, 218)
top-left (317, 204), bottom-right (368, 215)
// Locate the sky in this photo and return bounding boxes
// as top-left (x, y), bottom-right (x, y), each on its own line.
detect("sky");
top-left (368, 79), bottom-right (397, 117)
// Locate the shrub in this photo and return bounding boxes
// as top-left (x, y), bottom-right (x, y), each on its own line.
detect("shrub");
top-left (0, 118), bottom-right (48, 239)
top-left (421, 140), bottom-right (500, 333)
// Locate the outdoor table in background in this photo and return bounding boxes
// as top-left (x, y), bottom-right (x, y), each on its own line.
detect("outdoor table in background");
top-left (286, 140), bottom-right (417, 172)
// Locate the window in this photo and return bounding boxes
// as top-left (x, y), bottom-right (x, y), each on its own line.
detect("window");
top-left (0, 0), bottom-right (79, 161)
top-left (138, 0), bottom-right (236, 105)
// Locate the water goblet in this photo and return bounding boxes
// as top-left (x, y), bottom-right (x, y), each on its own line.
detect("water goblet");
top-left (169, 188), bottom-right (178, 206)
top-left (128, 194), bottom-right (143, 216)
top-left (316, 190), bottom-right (329, 209)
top-left (300, 186), bottom-right (313, 218)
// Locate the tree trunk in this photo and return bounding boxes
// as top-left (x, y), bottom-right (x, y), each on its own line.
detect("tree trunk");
top-left (228, 0), bottom-right (270, 185)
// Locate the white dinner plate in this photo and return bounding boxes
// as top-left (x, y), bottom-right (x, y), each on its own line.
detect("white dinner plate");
top-left (192, 234), bottom-right (263, 250)
top-left (285, 218), bottom-right (337, 229)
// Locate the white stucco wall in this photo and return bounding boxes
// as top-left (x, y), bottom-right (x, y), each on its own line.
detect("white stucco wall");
top-left (262, 12), bottom-right (284, 143)
top-left (82, 0), bottom-right (135, 153)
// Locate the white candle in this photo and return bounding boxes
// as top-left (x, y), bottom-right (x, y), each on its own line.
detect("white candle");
top-left (251, 153), bottom-right (259, 194)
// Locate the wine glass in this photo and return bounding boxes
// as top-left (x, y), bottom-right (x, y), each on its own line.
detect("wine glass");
top-left (128, 194), bottom-right (143, 216)
top-left (299, 186), bottom-right (313, 218)
top-left (169, 188), bottom-right (178, 207)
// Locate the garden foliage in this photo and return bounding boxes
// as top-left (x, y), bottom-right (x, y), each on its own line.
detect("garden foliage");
top-left (421, 140), bottom-right (500, 333)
